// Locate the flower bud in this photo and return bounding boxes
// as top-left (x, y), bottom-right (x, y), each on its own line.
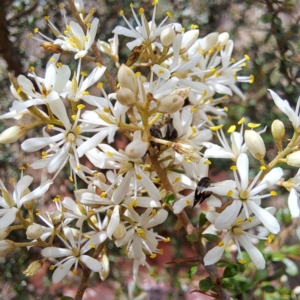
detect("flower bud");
top-left (117, 64), bottom-right (138, 93)
top-left (287, 151), bottom-right (300, 167)
top-left (199, 32), bottom-right (219, 52)
top-left (0, 228), bottom-right (10, 240)
top-left (180, 29), bottom-right (199, 54)
top-left (271, 119), bottom-right (285, 140)
top-left (0, 125), bottom-right (27, 144)
top-left (23, 260), bottom-right (43, 276)
top-left (113, 222), bottom-right (126, 239)
top-left (116, 88), bottom-right (136, 106)
top-left (0, 240), bottom-right (14, 255)
top-left (74, 0), bottom-right (84, 13)
top-left (125, 138), bottom-right (148, 159)
top-left (40, 42), bottom-right (63, 54)
top-left (26, 224), bottom-right (43, 239)
top-left (50, 210), bottom-right (64, 226)
top-left (218, 32), bottom-right (230, 47)
top-left (158, 94), bottom-right (184, 113)
top-left (99, 253), bottom-right (110, 281)
top-left (160, 27), bottom-right (176, 47)
top-left (244, 130), bottom-right (266, 160)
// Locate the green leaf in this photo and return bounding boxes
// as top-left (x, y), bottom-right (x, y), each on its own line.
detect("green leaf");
top-left (281, 245), bottom-right (299, 256)
top-left (261, 14), bottom-right (272, 24)
top-left (221, 281), bottom-right (234, 290)
top-left (223, 263), bottom-right (238, 278)
top-left (261, 285), bottom-right (276, 293)
top-left (283, 258), bottom-right (298, 276)
top-left (273, 16), bottom-right (282, 27)
top-left (271, 252), bottom-right (285, 261)
top-left (198, 212), bottom-right (207, 227)
top-left (254, 268), bottom-right (269, 282)
top-left (186, 234), bottom-right (198, 242)
top-left (164, 193), bottom-right (175, 205)
top-left (199, 277), bottom-right (213, 292)
top-left (202, 234), bottom-right (218, 242)
top-left (187, 265), bottom-right (198, 279)
top-left (264, 269), bottom-right (285, 282)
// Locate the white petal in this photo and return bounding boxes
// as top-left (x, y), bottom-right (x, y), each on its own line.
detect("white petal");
top-left (47, 143), bottom-right (70, 174)
top-left (80, 255), bottom-right (102, 272)
top-left (247, 201), bottom-right (280, 234)
top-left (237, 235), bottom-right (265, 269)
top-left (0, 207), bottom-right (18, 229)
top-left (215, 200), bottom-right (242, 229)
top-left (41, 247), bottom-right (72, 258)
top-left (52, 258), bottom-right (76, 283)
top-left (21, 133), bottom-right (64, 152)
top-left (288, 188), bottom-right (300, 218)
top-left (144, 209), bottom-right (168, 229)
top-left (106, 205), bottom-right (120, 239)
top-left (47, 96), bottom-right (71, 129)
top-left (237, 153), bottom-right (249, 190)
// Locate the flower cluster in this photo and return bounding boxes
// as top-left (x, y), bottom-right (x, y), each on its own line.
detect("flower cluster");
top-left (0, 0), bottom-right (299, 297)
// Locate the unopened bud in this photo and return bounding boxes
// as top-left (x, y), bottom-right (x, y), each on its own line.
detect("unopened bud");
top-left (287, 151), bottom-right (300, 167)
top-left (200, 32), bottom-right (219, 52)
top-left (0, 125), bottom-right (27, 144)
top-left (160, 27), bottom-right (176, 47)
top-left (244, 130), bottom-right (266, 160)
top-left (158, 94), bottom-right (184, 113)
top-left (125, 138), bottom-right (148, 159)
top-left (23, 260), bottom-right (43, 276)
top-left (0, 240), bottom-right (14, 255)
top-left (118, 64), bottom-right (138, 93)
top-left (0, 228), bottom-right (10, 240)
top-left (40, 42), bottom-right (62, 54)
top-left (271, 120), bottom-right (285, 140)
top-left (50, 210), bottom-right (64, 226)
top-left (180, 29), bottom-right (199, 54)
top-left (26, 224), bottom-right (43, 239)
top-left (116, 88), bottom-right (136, 106)
top-left (99, 252), bottom-right (110, 280)
top-left (218, 32), bottom-right (230, 47)
top-left (113, 222), bottom-right (126, 239)
top-left (74, 0), bottom-right (84, 13)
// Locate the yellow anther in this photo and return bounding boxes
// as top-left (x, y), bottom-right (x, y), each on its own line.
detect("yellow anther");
top-left (49, 265), bottom-right (55, 270)
top-left (132, 199), bottom-right (137, 207)
top-left (34, 28), bottom-right (39, 33)
top-left (127, 204), bottom-right (133, 209)
top-left (83, 36), bottom-right (88, 42)
top-left (28, 33), bottom-right (33, 38)
top-left (159, 248), bottom-right (163, 255)
top-left (186, 200), bottom-right (191, 205)
top-left (249, 74), bottom-right (254, 84)
top-left (223, 106), bottom-right (228, 112)
top-left (44, 16), bottom-right (50, 21)
top-left (77, 104), bottom-right (85, 110)
top-left (139, 8), bottom-right (144, 15)
top-left (230, 165), bottom-right (237, 171)
top-left (97, 82), bottom-right (103, 88)
top-left (49, 57), bottom-right (55, 62)
top-left (190, 24), bottom-right (199, 29)
top-left (89, 243), bottom-right (96, 249)
top-left (238, 259), bottom-right (247, 265)
top-left (268, 235), bottom-right (273, 243)
top-left (151, 209), bottom-right (157, 216)
top-left (103, 107), bottom-right (110, 113)
top-left (218, 241), bottom-right (224, 247)
top-left (80, 71), bottom-right (87, 77)
top-left (135, 71), bottom-right (141, 77)
top-left (72, 269), bottom-right (77, 275)
top-left (86, 23), bottom-right (91, 29)
top-left (96, 62), bottom-right (102, 67)
top-left (26, 163), bottom-right (31, 167)
top-left (227, 190), bottom-right (233, 197)
top-left (17, 87), bottom-right (23, 94)
top-left (150, 253), bottom-right (156, 258)
top-left (260, 166), bottom-right (267, 170)
top-left (158, 69), bottom-right (165, 74)
top-left (119, 10), bottom-right (124, 16)
top-left (9, 178), bottom-right (15, 184)
top-left (107, 151), bottom-right (113, 157)
top-left (129, 3), bottom-right (134, 8)
top-left (76, 165), bottom-right (81, 170)
top-left (270, 191), bottom-right (277, 196)
top-left (247, 123), bottom-right (260, 129)
top-left (238, 117), bottom-right (245, 125)
top-left (69, 176), bottom-right (73, 182)
top-left (29, 66), bottom-right (35, 72)
top-left (204, 160), bottom-right (211, 165)
top-left (209, 124), bottom-right (223, 131)
top-left (192, 126), bottom-right (197, 134)
top-left (137, 228), bottom-right (144, 235)
top-left (227, 125), bottom-right (236, 133)
top-left (164, 237), bottom-right (170, 242)
top-left (56, 62), bottom-right (63, 68)
top-left (198, 49), bottom-right (205, 55)
top-left (244, 54), bottom-right (250, 61)
top-left (136, 174), bottom-right (142, 180)
top-left (75, 126), bottom-right (81, 135)
top-left (71, 115), bottom-right (76, 121)
top-left (152, 0), bottom-right (158, 5)
top-left (241, 62), bottom-right (247, 67)
top-left (236, 218), bottom-right (243, 225)
top-left (247, 217), bottom-right (252, 222)
top-left (100, 192), bottom-right (106, 198)
top-left (209, 67), bottom-right (216, 73)
top-left (19, 166), bottom-right (26, 170)
top-left (231, 58), bottom-right (236, 63)
top-left (166, 11), bottom-right (172, 18)
top-left (191, 107), bottom-right (197, 113)
top-left (41, 151), bottom-right (48, 158)
top-left (174, 177), bottom-right (181, 183)
top-left (59, 3), bottom-right (65, 9)
top-left (117, 83), bottom-right (120, 88)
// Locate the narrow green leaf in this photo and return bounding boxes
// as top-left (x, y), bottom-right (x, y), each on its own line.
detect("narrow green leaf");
top-left (223, 263), bottom-right (238, 278)
top-left (164, 193), bottom-right (175, 204)
top-left (187, 265), bottom-right (198, 279)
top-left (199, 277), bottom-right (213, 292)
top-left (261, 285), bottom-right (276, 293)
top-left (202, 234), bottom-right (218, 242)
top-left (198, 212), bottom-right (207, 227)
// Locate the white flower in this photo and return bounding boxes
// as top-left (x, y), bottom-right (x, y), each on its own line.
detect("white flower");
top-left (269, 89), bottom-right (300, 129)
top-left (205, 153), bottom-right (282, 234)
top-left (204, 208), bottom-right (276, 269)
top-left (0, 176), bottom-right (52, 229)
top-left (54, 18), bottom-right (99, 59)
top-left (286, 170), bottom-right (300, 218)
top-left (41, 227), bottom-right (107, 283)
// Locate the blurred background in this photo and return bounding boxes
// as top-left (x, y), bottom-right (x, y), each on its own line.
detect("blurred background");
top-left (0, 0), bottom-right (300, 299)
